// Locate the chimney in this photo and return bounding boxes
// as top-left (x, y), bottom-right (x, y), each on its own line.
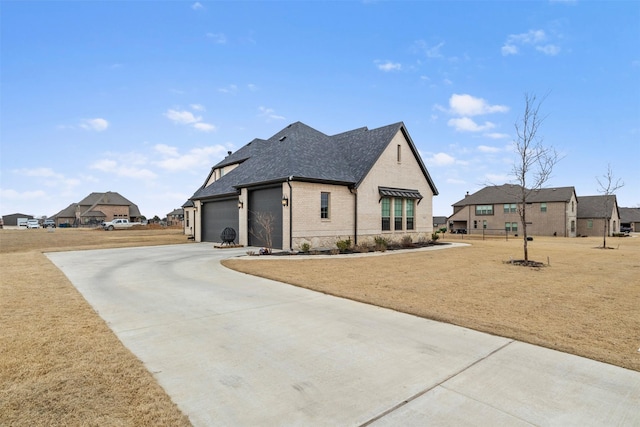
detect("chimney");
top-left (227, 151), bottom-right (232, 156)
top-left (465, 191), bottom-right (469, 197)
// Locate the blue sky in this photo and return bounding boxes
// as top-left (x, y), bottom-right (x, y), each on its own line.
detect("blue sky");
top-left (1, 1), bottom-right (639, 220)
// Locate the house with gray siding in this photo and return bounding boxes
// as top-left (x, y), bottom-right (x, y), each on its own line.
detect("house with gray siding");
top-left (188, 121), bottom-right (438, 250)
top-left (620, 207), bottom-right (640, 232)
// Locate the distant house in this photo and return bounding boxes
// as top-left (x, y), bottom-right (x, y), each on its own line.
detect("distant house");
top-left (577, 195), bottom-right (620, 237)
top-left (188, 121), bottom-right (438, 250)
top-left (52, 191), bottom-right (143, 227)
top-left (2, 213), bottom-right (34, 226)
top-left (166, 208), bottom-right (184, 227)
top-left (620, 207), bottom-right (640, 232)
top-left (433, 216), bottom-right (448, 230)
top-left (448, 184), bottom-right (578, 237)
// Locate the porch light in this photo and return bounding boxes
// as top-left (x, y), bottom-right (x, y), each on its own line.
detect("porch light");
top-left (281, 194), bottom-right (289, 207)
top-left (238, 198), bottom-right (243, 209)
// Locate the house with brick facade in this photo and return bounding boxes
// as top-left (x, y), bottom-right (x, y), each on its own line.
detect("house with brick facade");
top-left (187, 121), bottom-right (438, 250)
top-left (52, 191), bottom-right (143, 227)
top-left (576, 195), bottom-right (620, 237)
top-left (448, 185), bottom-right (578, 237)
top-left (620, 207), bottom-right (640, 232)
top-left (166, 208), bottom-right (184, 227)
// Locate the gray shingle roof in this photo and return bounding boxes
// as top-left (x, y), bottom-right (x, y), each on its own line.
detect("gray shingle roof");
top-left (452, 184), bottom-right (576, 207)
top-left (577, 195), bottom-right (618, 219)
top-left (191, 122), bottom-right (437, 200)
top-left (53, 192), bottom-right (142, 218)
top-left (620, 207), bottom-right (640, 222)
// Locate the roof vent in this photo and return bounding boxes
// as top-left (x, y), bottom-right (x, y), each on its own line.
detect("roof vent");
top-left (279, 136), bottom-right (286, 141)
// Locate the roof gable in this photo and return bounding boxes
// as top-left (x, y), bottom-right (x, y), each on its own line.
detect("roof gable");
top-left (192, 122), bottom-right (437, 200)
top-left (577, 195), bottom-right (619, 219)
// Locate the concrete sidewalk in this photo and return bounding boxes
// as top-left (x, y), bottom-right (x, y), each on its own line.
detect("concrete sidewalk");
top-left (47, 244), bottom-right (640, 426)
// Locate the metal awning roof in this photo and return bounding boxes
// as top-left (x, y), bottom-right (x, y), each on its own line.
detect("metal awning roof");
top-left (378, 186), bottom-right (423, 201)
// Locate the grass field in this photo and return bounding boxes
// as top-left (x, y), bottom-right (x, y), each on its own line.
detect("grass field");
top-left (1, 227), bottom-right (638, 426)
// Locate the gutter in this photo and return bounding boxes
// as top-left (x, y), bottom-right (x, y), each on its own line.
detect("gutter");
top-left (350, 187), bottom-right (358, 245)
top-left (287, 176), bottom-right (293, 251)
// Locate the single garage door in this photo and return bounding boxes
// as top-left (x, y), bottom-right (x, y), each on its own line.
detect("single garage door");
top-left (248, 187), bottom-right (283, 249)
top-left (201, 198), bottom-right (239, 243)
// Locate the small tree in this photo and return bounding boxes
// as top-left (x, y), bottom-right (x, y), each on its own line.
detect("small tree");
top-left (596, 164), bottom-right (624, 248)
top-left (249, 211), bottom-right (275, 253)
top-left (512, 93), bottom-right (561, 262)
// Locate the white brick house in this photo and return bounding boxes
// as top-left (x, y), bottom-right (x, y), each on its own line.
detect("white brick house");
top-left (188, 122), bottom-right (438, 250)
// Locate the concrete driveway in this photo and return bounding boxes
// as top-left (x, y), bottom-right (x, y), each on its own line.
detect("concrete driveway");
top-left (47, 244), bottom-right (640, 426)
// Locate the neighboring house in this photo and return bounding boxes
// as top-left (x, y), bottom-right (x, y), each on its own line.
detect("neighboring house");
top-left (189, 121), bottom-right (438, 250)
top-left (167, 208), bottom-right (184, 227)
top-left (52, 191), bottom-right (143, 226)
top-left (433, 216), bottom-right (448, 230)
top-left (620, 207), bottom-right (640, 232)
top-left (576, 195), bottom-right (620, 237)
top-left (448, 184), bottom-right (578, 237)
top-left (2, 213), bottom-right (34, 226)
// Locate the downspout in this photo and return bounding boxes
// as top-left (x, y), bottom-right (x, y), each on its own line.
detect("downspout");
top-left (350, 187), bottom-right (358, 246)
top-left (287, 176), bottom-right (293, 251)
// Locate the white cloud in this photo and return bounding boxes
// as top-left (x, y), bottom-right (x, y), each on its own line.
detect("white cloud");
top-left (193, 122), bottom-right (216, 132)
top-left (164, 109), bottom-right (201, 125)
top-left (154, 145), bottom-right (227, 172)
top-left (536, 44), bottom-right (561, 56)
top-left (376, 61), bottom-right (402, 72)
top-left (413, 40), bottom-right (445, 59)
top-left (80, 118), bottom-right (109, 132)
top-left (206, 32), bottom-right (227, 44)
top-left (502, 29), bottom-right (560, 56)
top-left (477, 145), bottom-right (501, 153)
top-left (427, 152), bottom-right (456, 166)
top-left (90, 158), bottom-right (156, 180)
top-left (218, 84), bottom-right (238, 94)
top-left (0, 188), bottom-right (47, 200)
top-left (247, 83), bottom-right (258, 91)
top-left (258, 106), bottom-right (285, 121)
top-left (164, 108), bottom-right (217, 132)
top-left (191, 2), bottom-right (204, 10)
top-left (15, 167), bottom-right (64, 179)
top-left (485, 173), bottom-right (511, 183)
top-left (449, 94), bottom-right (509, 116)
top-left (485, 132), bottom-right (510, 139)
top-left (447, 117), bottom-right (496, 132)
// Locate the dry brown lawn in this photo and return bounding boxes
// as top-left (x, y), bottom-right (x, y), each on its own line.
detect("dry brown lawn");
top-left (1, 227), bottom-right (192, 427)
top-left (2, 228), bottom-right (639, 426)
top-left (224, 234), bottom-right (640, 372)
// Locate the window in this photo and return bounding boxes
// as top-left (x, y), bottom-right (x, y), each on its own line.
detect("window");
top-left (394, 199), bottom-right (403, 230)
top-left (504, 203), bottom-right (517, 213)
top-left (483, 220), bottom-right (487, 229)
top-left (505, 222), bottom-right (511, 232)
top-left (571, 220), bottom-right (575, 232)
top-left (321, 192), bottom-right (330, 219)
top-left (397, 144), bottom-right (401, 162)
top-left (511, 222), bottom-right (518, 233)
top-left (540, 202), bottom-right (547, 213)
top-left (406, 199), bottom-right (415, 230)
top-left (571, 201), bottom-right (574, 213)
top-left (473, 220), bottom-right (478, 229)
top-left (381, 198), bottom-right (390, 231)
top-left (587, 220), bottom-right (593, 229)
top-left (475, 205), bottom-right (494, 215)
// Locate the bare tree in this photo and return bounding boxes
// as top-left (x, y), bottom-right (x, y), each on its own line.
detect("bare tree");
top-left (512, 93), bottom-right (561, 262)
top-left (249, 211), bottom-right (275, 253)
top-left (596, 164), bottom-right (624, 249)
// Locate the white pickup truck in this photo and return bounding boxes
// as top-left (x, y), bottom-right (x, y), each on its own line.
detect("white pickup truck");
top-left (102, 218), bottom-right (142, 231)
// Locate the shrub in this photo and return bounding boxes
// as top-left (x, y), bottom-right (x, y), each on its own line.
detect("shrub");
top-left (353, 244), bottom-right (371, 253)
top-left (330, 248), bottom-right (340, 255)
top-left (431, 231), bottom-right (440, 242)
top-left (401, 235), bottom-right (413, 247)
top-left (300, 242), bottom-right (310, 252)
top-left (374, 236), bottom-right (389, 252)
top-left (336, 238), bottom-right (352, 252)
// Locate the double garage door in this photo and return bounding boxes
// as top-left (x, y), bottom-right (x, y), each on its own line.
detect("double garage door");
top-left (201, 186), bottom-right (283, 249)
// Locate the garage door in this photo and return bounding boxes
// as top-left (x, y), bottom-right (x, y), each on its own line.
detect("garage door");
top-left (248, 187), bottom-right (283, 249)
top-left (201, 198), bottom-right (239, 243)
